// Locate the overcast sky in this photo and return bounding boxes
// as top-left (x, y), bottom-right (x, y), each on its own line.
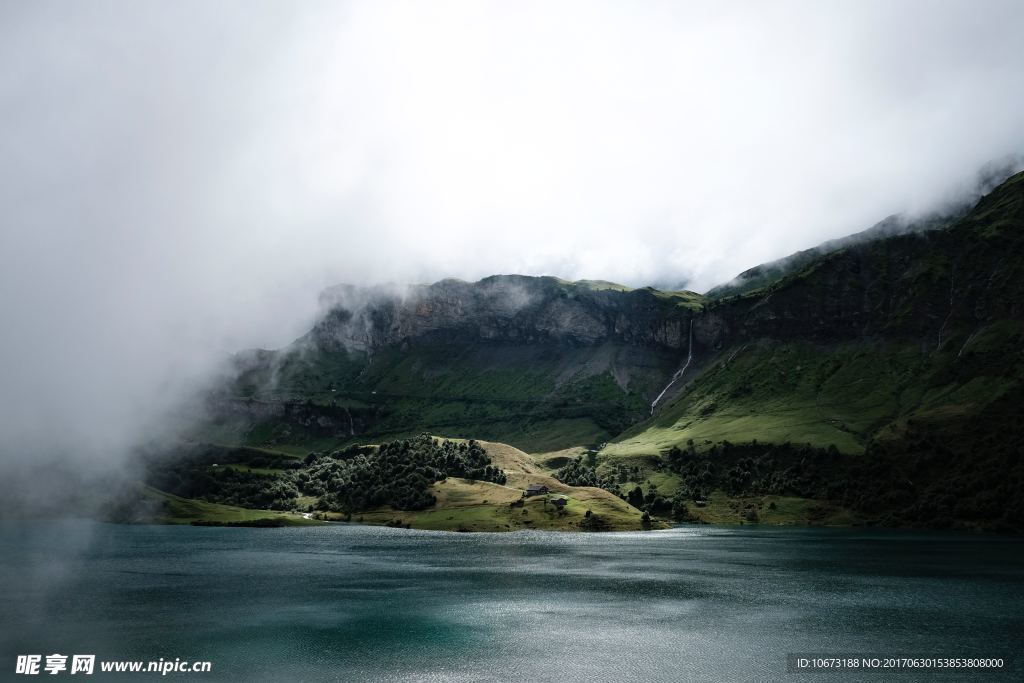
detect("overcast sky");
top-left (2, 0), bottom-right (1024, 468)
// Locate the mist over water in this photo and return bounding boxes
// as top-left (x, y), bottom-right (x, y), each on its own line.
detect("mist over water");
top-left (1, 0), bottom-right (1024, 488)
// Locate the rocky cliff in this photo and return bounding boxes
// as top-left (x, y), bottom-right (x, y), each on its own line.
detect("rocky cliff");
top-left (309, 276), bottom-right (702, 352)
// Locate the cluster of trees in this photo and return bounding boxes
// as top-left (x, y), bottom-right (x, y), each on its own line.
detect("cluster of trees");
top-left (554, 457), bottom-right (620, 495)
top-left (664, 440), bottom-right (842, 500)
top-left (299, 435), bottom-right (506, 513)
top-left (149, 459), bottom-right (300, 510)
top-left (555, 456), bottom-right (695, 522)
top-left (555, 456), bottom-right (692, 521)
top-left (849, 421), bottom-right (1024, 530)
top-left (610, 463), bottom-right (643, 484)
top-left (659, 417), bottom-right (1024, 531)
top-left (147, 435), bottom-right (507, 517)
top-left (623, 484), bottom-right (691, 520)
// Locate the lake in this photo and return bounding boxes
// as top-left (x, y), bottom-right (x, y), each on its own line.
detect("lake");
top-left (1, 521), bottom-right (1022, 681)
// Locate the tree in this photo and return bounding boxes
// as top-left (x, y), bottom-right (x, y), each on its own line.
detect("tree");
top-left (627, 486), bottom-right (645, 509)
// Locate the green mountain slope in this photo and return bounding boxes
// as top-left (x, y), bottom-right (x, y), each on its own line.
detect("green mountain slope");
top-left (617, 170), bottom-right (1024, 452)
top-left (601, 171), bottom-right (1024, 529)
top-left (606, 340), bottom-right (932, 456)
top-left (196, 170), bottom-right (1024, 530)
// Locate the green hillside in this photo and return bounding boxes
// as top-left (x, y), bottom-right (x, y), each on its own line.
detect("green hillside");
top-left (605, 340), bottom-right (928, 456)
top-left (596, 172), bottom-right (1024, 529)
top-left (180, 170), bottom-right (1024, 531)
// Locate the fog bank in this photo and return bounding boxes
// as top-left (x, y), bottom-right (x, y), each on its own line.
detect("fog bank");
top-left (1, 0), bottom-right (1023, 479)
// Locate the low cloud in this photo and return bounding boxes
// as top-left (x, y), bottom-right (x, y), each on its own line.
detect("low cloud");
top-left (1, 0), bottom-right (1023, 480)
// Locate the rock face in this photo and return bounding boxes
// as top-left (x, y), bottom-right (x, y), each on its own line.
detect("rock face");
top-left (309, 276), bottom-right (700, 353)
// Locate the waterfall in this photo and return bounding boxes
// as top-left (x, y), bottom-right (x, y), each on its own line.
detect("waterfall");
top-left (956, 328), bottom-right (980, 360)
top-left (650, 318), bottom-right (694, 414)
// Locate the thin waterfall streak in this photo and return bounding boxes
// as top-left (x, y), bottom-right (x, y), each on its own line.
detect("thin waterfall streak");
top-left (956, 329), bottom-right (980, 360)
top-left (651, 319), bottom-right (694, 414)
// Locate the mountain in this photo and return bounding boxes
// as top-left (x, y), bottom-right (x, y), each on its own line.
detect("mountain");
top-left (620, 170), bottom-right (1024, 448)
top-left (211, 276), bottom-right (704, 451)
top-left (608, 170), bottom-right (1024, 528)
top-left (198, 169), bottom-right (1024, 530)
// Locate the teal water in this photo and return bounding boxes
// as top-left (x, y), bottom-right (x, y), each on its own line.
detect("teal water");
top-left (1, 521), bottom-right (1022, 681)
